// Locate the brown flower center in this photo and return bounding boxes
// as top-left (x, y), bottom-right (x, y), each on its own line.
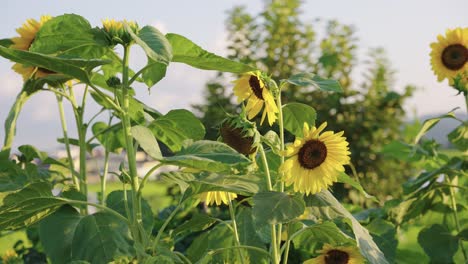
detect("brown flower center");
top-left (298, 139), bottom-right (327, 169)
top-left (248, 75), bottom-right (264, 100)
top-left (220, 124), bottom-right (256, 156)
top-left (441, 44), bottom-right (467, 70)
top-left (325, 249), bottom-right (350, 264)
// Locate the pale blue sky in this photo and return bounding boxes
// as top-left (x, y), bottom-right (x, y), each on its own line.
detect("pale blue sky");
top-left (0, 0), bottom-right (467, 151)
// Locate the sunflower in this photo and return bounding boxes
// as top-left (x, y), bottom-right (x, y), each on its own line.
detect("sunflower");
top-left (304, 244), bottom-right (364, 264)
top-left (279, 122), bottom-right (350, 195)
top-left (102, 18), bottom-right (138, 46)
top-left (430, 27), bottom-right (468, 86)
top-left (10, 15), bottom-right (52, 80)
top-left (233, 71), bottom-right (278, 126)
top-left (199, 191), bottom-right (237, 206)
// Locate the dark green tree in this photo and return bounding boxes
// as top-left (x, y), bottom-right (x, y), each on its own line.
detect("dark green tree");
top-left (193, 0), bottom-right (415, 202)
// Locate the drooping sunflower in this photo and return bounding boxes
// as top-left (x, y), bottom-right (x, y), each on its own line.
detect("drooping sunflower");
top-left (304, 244), bottom-right (365, 264)
top-left (233, 71), bottom-right (278, 126)
top-left (199, 191), bottom-right (237, 206)
top-left (11, 15), bottom-right (52, 80)
top-left (279, 122), bottom-right (350, 195)
top-left (430, 27), bottom-right (468, 86)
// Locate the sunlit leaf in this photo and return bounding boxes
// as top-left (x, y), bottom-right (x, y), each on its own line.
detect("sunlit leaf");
top-left (253, 191), bottom-right (305, 225)
top-left (418, 224), bottom-right (458, 263)
top-left (131, 125), bottom-right (162, 160)
top-left (286, 73), bottom-right (343, 92)
top-left (282, 103), bottom-right (316, 137)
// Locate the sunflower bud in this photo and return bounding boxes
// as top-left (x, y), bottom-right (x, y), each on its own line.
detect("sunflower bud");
top-left (220, 115), bottom-right (260, 157)
top-left (106, 76), bottom-right (121, 88)
top-left (102, 19), bottom-right (138, 46)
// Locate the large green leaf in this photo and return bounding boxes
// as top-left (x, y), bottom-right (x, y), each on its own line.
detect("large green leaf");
top-left (166, 33), bottom-right (255, 73)
top-left (140, 60), bottom-right (167, 88)
top-left (286, 73), bottom-right (343, 92)
top-left (414, 110), bottom-right (457, 144)
top-left (282, 103), bottom-right (317, 137)
top-left (160, 141), bottom-right (251, 173)
top-left (0, 182), bottom-right (66, 230)
top-left (418, 224), bottom-right (459, 263)
top-left (186, 224), bottom-right (235, 263)
top-left (252, 191), bottom-right (305, 225)
top-left (173, 213), bottom-right (217, 237)
top-left (131, 125), bottom-right (162, 159)
top-left (292, 221), bottom-right (354, 251)
top-left (92, 122), bottom-right (125, 153)
top-left (0, 159), bottom-right (29, 192)
top-left (149, 109), bottom-right (205, 152)
top-left (0, 46), bottom-right (109, 84)
top-left (161, 171), bottom-right (259, 200)
top-left (337, 172), bottom-right (377, 201)
top-left (366, 219), bottom-right (398, 263)
top-left (39, 205), bottom-right (134, 264)
top-left (127, 25), bottom-right (172, 65)
top-left (29, 14), bottom-right (109, 58)
top-left (448, 122), bottom-right (468, 151)
top-left (106, 190), bottom-right (154, 233)
top-left (2, 80), bottom-right (40, 154)
top-left (305, 191), bottom-right (389, 264)
top-left (236, 207), bottom-right (269, 264)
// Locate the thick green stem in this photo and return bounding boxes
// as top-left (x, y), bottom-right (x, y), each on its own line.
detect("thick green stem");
top-left (276, 87), bottom-right (286, 253)
top-left (446, 176), bottom-right (467, 261)
top-left (120, 45), bottom-right (144, 244)
top-left (228, 195), bottom-right (246, 263)
top-left (258, 144), bottom-right (279, 264)
top-left (55, 94), bottom-right (80, 190)
top-left (100, 149), bottom-right (110, 205)
top-left (69, 87), bottom-right (88, 214)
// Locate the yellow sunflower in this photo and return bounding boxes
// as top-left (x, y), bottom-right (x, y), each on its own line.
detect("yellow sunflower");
top-left (102, 18), bottom-right (138, 46)
top-left (430, 27), bottom-right (468, 86)
top-left (233, 71), bottom-right (278, 126)
top-left (279, 122), bottom-right (350, 195)
top-left (304, 244), bottom-right (364, 264)
top-left (11, 15), bottom-right (52, 80)
top-left (199, 191), bottom-right (237, 206)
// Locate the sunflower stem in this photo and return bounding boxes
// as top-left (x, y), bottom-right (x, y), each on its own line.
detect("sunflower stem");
top-left (55, 93), bottom-right (80, 190)
top-left (120, 44), bottom-right (144, 245)
top-left (276, 83), bottom-right (286, 253)
top-left (258, 144), bottom-right (280, 263)
top-left (445, 176), bottom-right (467, 261)
top-left (228, 195), bottom-right (246, 263)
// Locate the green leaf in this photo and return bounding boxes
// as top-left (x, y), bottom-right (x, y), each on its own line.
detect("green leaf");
top-left (380, 140), bottom-right (413, 161)
top-left (0, 46), bottom-right (109, 84)
top-left (91, 122), bottom-right (125, 153)
top-left (2, 81), bottom-right (39, 154)
top-left (337, 172), bottom-right (377, 201)
top-left (141, 60), bottom-right (167, 88)
top-left (292, 221), bottom-right (354, 251)
top-left (57, 138), bottom-right (99, 153)
top-left (166, 33), bottom-right (255, 73)
top-left (106, 190), bottom-right (154, 233)
top-left (131, 125), bottom-right (162, 159)
top-left (286, 73), bottom-right (343, 92)
top-left (366, 219), bottom-right (397, 262)
top-left (39, 205), bottom-right (134, 264)
top-left (305, 191), bottom-right (389, 264)
top-left (448, 123), bottom-right (468, 151)
top-left (149, 109), bottom-right (205, 152)
top-left (30, 14), bottom-right (109, 58)
top-left (173, 213), bottom-right (217, 236)
top-left (161, 141), bottom-right (251, 173)
top-left (414, 110), bottom-right (457, 144)
top-left (236, 207), bottom-right (269, 264)
top-left (0, 159), bottom-right (28, 192)
top-left (0, 38), bottom-right (13, 47)
top-left (161, 171), bottom-right (259, 199)
top-left (261, 130), bottom-right (281, 154)
top-left (186, 224), bottom-right (235, 263)
top-left (252, 191), bottom-right (305, 225)
top-left (127, 25), bottom-right (172, 65)
top-left (418, 224), bottom-right (458, 263)
top-left (0, 182), bottom-right (66, 230)
top-left (282, 103), bottom-right (316, 137)
top-left (18, 144), bottom-right (47, 162)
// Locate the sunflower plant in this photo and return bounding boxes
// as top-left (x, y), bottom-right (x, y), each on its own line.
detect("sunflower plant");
top-left (0, 14), bottom-right (388, 263)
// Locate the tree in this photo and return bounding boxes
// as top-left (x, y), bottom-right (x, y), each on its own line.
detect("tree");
top-left (193, 0), bottom-right (415, 202)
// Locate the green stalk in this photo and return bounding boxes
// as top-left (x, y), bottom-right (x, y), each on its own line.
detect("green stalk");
top-left (69, 86), bottom-right (88, 214)
top-left (446, 176), bottom-right (467, 261)
top-left (152, 201), bottom-right (182, 253)
top-left (228, 195), bottom-right (246, 263)
top-left (282, 224), bottom-right (291, 264)
top-left (258, 144), bottom-right (279, 264)
top-left (100, 149), bottom-right (110, 205)
top-left (55, 93), bottom-right (80, 190)
top-left (120, 45), bottom-right (144, 244)
top-left (275, 85), bottom-right (286, 253)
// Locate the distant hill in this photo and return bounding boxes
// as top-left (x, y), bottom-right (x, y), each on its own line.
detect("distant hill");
top-left (417, 112), bottom-right (467, 148)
